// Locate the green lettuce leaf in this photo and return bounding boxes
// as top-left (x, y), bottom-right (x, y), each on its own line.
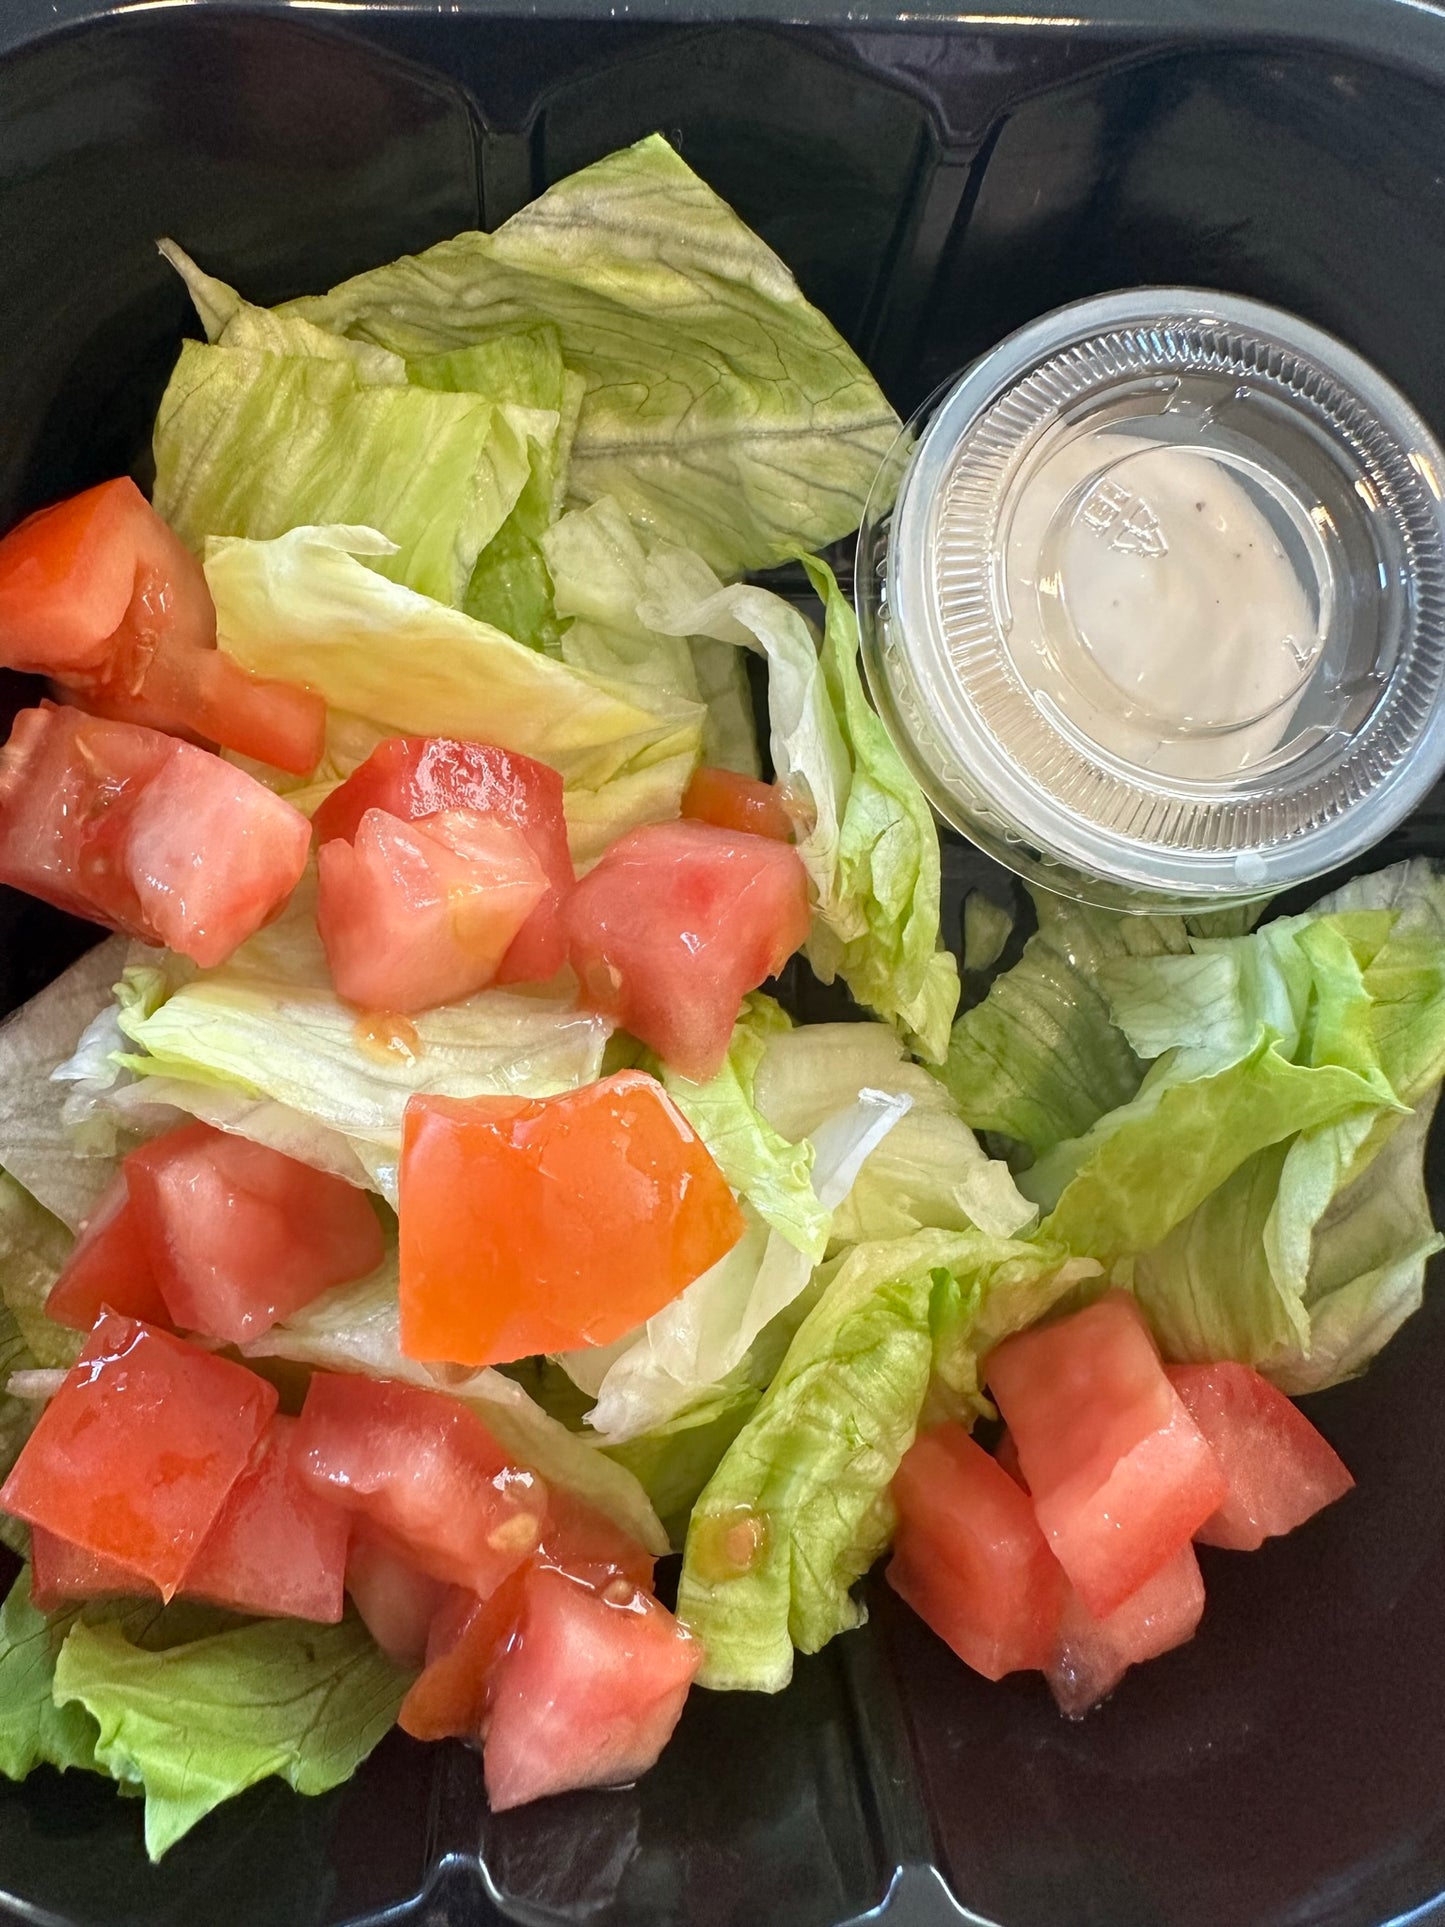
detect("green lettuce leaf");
top-left (53, 1611), bottom-right (407, 1860)
top-left (0, 1568), bottom-right (101, 1782)
top-left (542, 498), bottom-right (760, 778)
top-left (154, 343), bottom-right (541, 608)
top-left (1127, 862), bottom-right (1445, 1389)
top-left (0, 938), bottom-right (130, 1231)
top-left (750, 1018), bottom-right (1035, 1244)
top-left (280, 136), bottom-right (899, 576)
top-left (962, 893), bottom-right (1013, 975)
top-left (206, 525), bottom-right (704, 845)
top-left (409, 326), bottom-right (584, 645)
top-left (638, 548), bottom-right (957, 1056)
top-left (244, 1259), bottom-right (667, 1555)
top-left (0, 1174), bottom-right (80, 1372)
top-left (648, 996), bottom-right (825, 1259)
top-left (939, 892), bottom-right (1193, 1159)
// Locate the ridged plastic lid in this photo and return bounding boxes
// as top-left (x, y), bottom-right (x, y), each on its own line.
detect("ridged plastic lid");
top-left (860, 289), bottom-right (1445, 907)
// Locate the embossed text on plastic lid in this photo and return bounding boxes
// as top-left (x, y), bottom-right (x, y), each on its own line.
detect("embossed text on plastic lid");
top-left (857, 289), bottom-right (1445, 909)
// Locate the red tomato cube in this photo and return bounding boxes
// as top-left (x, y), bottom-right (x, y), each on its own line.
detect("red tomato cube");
top-left (0, 703), bottom-right (310, 966)
top-left (179, 1415), bottom-right (350, 1623)
top-left (564, 819), bottom-right (810, 1081)
top-left (987, 1293), bottom-right (1229, 1619)
top-left (310, 736), bottom-right (575, 983)
top-left (399, 1071), bottom-right (746, 1366)
top-left (346, 1528), bottom-right (455, 1668)
top-left (681, 766), bottom-right (793, 843)
top-left (1047, 1544), bottom-right (1206, 1718)
top-left (483, 1567), bottom-right (702, 1810)
top-left (539, 1489), bottom-right (656, 1595)
top-left (0, 1315), bottom-right (276, 1597)
top-left (29, 1525), bottom-right (158, 1612)
top-left (123, 1121), bottom-right (385, 1344)
top-left (0, 478), bottom-right (323, 774)
top-left (293, 1372), bottom-right (547, 1598)
top-left (316, 807), bottom-right (547, 1014)
top-left (887, 1425), bottom-right (1066, 1680)
top-left (44, 1171), bottom-right (170, 1333)
top-left (1166, 1362), bottom-right (1355, 1551)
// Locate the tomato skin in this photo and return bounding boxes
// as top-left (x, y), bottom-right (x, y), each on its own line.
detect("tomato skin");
top-left (179, 1415), bottom-right (350, 1622)
top-left (29, 1525), bottom-right (158, 1613)
top-left (1166, 1362), bottom-right (1355, 1551)
top-left (397, 1569), bottom-right (528, 1743)
top-left (0, 703), bottom-right (310, 967)
top-left (682, 766), bottom-right (793, 843)
top-left (346, 1528), bottom-right (456, 1668)
top-left (316, 807), bottom-right (547, 1014)
top-left (123, 1121), bottom-right (385, 1344)
top-left (293, 1373), bottom-right (547, 1597)
top-left (483, 1567), bottom-right (702, 1811)
top-left (986, 1293), bottom-right (1229, 1619)
top-left (0, 478), bottom-right (324, 774)
top-left (564, 819), bottom-right (810, 1082)
top-left (0, 1314), bottom-right (277, 1598)
top-left (1047, 1545), bottom-right (1205, 1718)
top-left (888, 1426), bottom-right (1065, 1680)
top-left (311, 737), bottom-right (575, 984)
top-left (44, 1172), bottom-right (170, 1333)
top-left (399, 1072), bottom-right (746, 1366)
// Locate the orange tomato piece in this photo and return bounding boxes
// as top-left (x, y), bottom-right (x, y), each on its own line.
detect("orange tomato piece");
top-left (398, 1070), bottom-right (746, 1366)
top-left (682, 765), bottom-right (794, 842)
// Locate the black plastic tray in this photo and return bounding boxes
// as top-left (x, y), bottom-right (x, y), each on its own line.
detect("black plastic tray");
top-left (0, 4), bottom-right (1443, 1923)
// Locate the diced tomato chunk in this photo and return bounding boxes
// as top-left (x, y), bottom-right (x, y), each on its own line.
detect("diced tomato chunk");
top-left (180, 1415), bottom-right (349, 1622)
top-left (123, 1121), bottom-right (385, 1344)
top-left (0, 703), bottom-right (310, 966)
top-left (310, 736), bottom-right (574, 984)
top-left (887, 1426), bottom-right (1065, 1680)
top-left (994, 1428), bottom-right (1025, 1490)
top-left (682, 766), bottom-right (793, 843)
top-left (316, 808), bottom-right (547, 1013)
top-left (539, 1489), bottom-right (656, 1594)
top-left (1165, 1362), bottom-right (1355, 1551)
top-left (398, 1570), bottom-right (528, 1743)
top-left (986, 1293), bottom-right (1228, 1619)
top-left (0, 1314), bottom-right (276, 1597)
top-left (399, 1071), bottom-right (745, 1366)
top-left (1047, 1545), bottom-right (1205, 1718)
top-left (0, 478), bottom-right (323, 774)
top-left (483, 1567), bottom-right (701, 1810)
top-left (346, 1528), bottom-right (455, 1668)
top-left (44, 1172), bottom-right (169, 1333)
top-left (29, 1525), bottom-right (157, 1613)
top-left (293, 1373), bottom-right (546, 1597)
top-left (564, 819), bottom-right (810, 1081)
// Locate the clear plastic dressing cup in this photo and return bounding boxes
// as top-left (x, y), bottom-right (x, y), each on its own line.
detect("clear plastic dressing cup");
top-left (857, 289), bottom-right (1445, 911)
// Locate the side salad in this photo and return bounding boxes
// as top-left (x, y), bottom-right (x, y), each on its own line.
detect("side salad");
top-left (0, 136), bottom-right (1436, 1861)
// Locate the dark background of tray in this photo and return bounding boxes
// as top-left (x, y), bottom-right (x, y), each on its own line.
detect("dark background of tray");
top-left (0, 4), bottom-right (1441, 1922)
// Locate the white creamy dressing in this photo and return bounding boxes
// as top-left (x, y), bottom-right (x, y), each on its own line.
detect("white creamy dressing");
top-left (1000, 429), bottom-right (1325, 780)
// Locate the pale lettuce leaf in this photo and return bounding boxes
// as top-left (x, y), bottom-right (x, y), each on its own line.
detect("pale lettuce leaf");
top-left (281, 136), bottom-right (900, 575)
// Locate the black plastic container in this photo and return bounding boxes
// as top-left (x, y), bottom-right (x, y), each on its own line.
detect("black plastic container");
top-left (0, 4), bottom-right (1443, 1923)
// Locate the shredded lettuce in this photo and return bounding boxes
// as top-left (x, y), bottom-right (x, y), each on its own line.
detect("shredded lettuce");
top-left (280, 136), bottom-right (899, 577)
top-left (750, 1019), bottom-right (1035, 1244)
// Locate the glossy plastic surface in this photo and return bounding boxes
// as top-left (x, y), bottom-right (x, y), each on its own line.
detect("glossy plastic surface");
top-left (0, 5), bottom-right (1443, 1924)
